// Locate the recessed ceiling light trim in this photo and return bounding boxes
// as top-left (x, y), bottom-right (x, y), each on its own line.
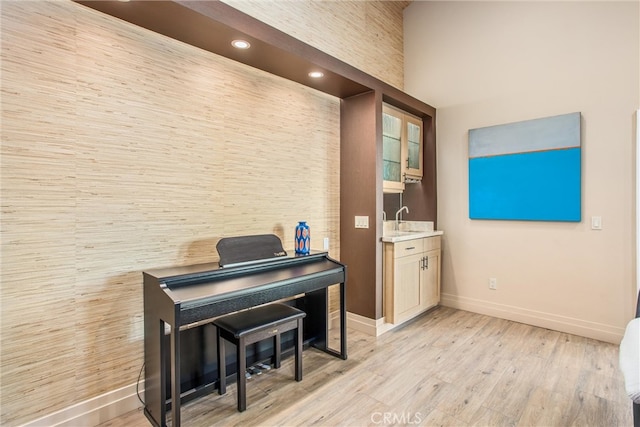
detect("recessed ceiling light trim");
top-left (231, 39), bottom-right (251, 49)
top-left (308, 71), bottom-right (324, 78)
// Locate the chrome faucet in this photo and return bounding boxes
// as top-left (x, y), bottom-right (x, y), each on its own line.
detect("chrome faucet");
top-left (395, 206), bottom-right (409, 230)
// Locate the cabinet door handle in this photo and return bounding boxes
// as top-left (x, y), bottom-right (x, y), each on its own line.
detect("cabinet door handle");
top-left (405, 246), bottom-right (415, 250)
top-left (425, 256), bottom-right (429, 269)
top-left (419, 257), bottom-right (424, 270)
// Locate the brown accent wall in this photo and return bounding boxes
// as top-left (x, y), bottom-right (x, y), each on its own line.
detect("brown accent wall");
top-left (340, 91), bottom-right (382, 319)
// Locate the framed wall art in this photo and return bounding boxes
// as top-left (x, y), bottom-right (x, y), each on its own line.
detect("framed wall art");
top-left (468, 112), bottom-right (581, 222)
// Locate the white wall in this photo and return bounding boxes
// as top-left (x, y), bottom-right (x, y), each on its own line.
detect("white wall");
top-left (404, 1), bottom-right (639, 343)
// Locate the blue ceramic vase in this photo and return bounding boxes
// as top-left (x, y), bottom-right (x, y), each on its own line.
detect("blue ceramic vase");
top-left (295, 221), bottom-right (310, 255)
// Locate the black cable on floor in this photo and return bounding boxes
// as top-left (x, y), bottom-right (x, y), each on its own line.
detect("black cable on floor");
top-left (136, 363), bottom-right (145, 406)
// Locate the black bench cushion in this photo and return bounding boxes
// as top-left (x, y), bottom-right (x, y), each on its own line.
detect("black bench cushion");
top-left (213, 303), bottom-right (305, 338)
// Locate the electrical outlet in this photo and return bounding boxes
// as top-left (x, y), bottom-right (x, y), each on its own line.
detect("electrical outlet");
top-left (355, 216), bottom-right (369, 229)
top-left (323, 237), bottom-right (329, 250)
top-left (489, 278), bottom-right (497, 290)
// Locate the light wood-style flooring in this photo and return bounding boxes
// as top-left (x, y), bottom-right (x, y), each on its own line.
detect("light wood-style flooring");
top-left (101, 307), bottom-right (633, 427)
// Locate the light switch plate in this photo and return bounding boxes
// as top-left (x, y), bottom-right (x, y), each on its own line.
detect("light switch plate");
top-left (355, 215), bottom-right (369, 229)
top-left (591, 216), bottom-right (602, 230)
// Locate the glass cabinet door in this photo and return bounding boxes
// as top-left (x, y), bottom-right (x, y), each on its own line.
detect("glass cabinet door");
top-left (383, 107), bottom-right (405, 193)
top-left (405, 115), bottom-right (423, 178)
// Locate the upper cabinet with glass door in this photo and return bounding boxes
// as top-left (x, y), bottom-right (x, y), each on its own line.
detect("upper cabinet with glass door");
top-left (405, 115), bottom-right (423, 179)
top-left (382, 104), bottom-right (423, 193)
top-left (382, 106), bottom-right (405, 193)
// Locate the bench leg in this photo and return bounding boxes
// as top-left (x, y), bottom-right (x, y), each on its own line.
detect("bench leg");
top-left (237, 337), bottom-right (247, 412)
top-left (274, 334), bottom-right (281, 369)
top-left (295, 318), bottom-right (303, 381)
top-left (217, 329), bottom-right (226, 395)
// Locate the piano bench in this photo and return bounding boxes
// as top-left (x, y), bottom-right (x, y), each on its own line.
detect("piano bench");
top-left (213, 302), bottom-right (306, 412)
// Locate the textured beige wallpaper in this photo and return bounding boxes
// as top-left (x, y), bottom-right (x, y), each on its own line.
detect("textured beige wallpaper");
top-left (0, 0), bottom-right (405, 425)
top-left (223, 0), bottom-right (408, 90)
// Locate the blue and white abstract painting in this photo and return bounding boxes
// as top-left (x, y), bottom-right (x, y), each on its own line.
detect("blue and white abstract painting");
top-left (468, 112), bottom-right (581, 222)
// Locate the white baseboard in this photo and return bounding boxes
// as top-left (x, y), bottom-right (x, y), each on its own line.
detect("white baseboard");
top-left (21, 383), bottom-right (143, 427)
top-left (440, 293), bottom-right (625, 344)
top-left (329, 309), bottom-right (341, 330)
top-left (346, 311), bottom-right (397, 336)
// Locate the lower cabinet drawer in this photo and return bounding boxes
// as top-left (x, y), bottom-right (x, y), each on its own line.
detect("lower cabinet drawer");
top-left (393, 239), bottom-right (424, 258)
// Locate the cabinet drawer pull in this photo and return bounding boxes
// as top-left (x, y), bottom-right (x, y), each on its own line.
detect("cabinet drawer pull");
top-left (405, 246), bottom-right (416, 250)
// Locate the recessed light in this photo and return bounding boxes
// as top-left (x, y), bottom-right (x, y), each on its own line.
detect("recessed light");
top-left (308, 71), bottom-right (324, 78)
top-left (231, 40), bottom-right (251, 49)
